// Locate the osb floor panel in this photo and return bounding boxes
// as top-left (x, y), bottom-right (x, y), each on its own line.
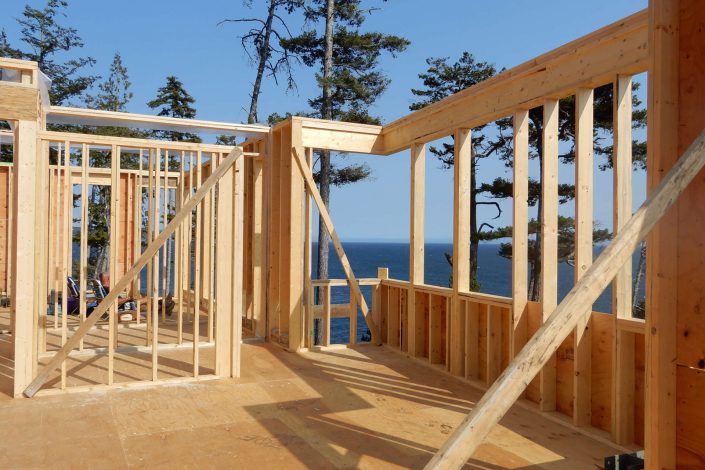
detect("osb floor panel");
top-left (0, 342), bottom-right (622, 469)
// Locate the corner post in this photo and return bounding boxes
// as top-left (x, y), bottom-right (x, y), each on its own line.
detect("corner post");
top-left (12, 118), bottom-right (39, 396)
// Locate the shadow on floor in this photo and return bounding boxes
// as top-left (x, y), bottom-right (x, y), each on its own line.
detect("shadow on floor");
top-left (237, 343), bottom-right (614, 469)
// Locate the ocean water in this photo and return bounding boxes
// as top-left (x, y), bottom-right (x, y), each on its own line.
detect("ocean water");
top-left (71, 238), bottom-right (644, 345)
top-left (313, 241), bottom-right (645, 344)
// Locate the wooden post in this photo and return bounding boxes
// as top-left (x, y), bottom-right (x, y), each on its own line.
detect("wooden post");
top-left (215, 161), bottom-right (234, 376)
top-left (207, 154), bottom-right (217, 343)
top-left (52, 166), bottom-right (59, 330)
top-left (612, 75), bottom-right (636, 443)
top-left (231, 151), bottom-right (245, 377)
top-left (486, 305), bottom-right (502, 384)
top-left (176, 152), bottom-right (185, 339)
top-left (376, 267), bottom-right (388, 342)
top-left (193, 150), bottom-right (202, 376)
top-left (540, 99), bottom-right (558, 412)
top-left (268, 130), bottom-right (282, 343)
top-left (135, 152), bottom-right (143, 326)
top-left (409, 143), bottom-right (425, 357)
top-left (161, 152), bottom-right (169, 323)
top-left (151, 149), bottom-right (160, 380)
top-left (146, 149), bottom-right (154, 346)
top-left (34, 140), bottom-right (48, 367)
top-left (252, 152), bottom-right (265, 339)
top-left (303, 148), bottom-right (313, 347)
top-left (465, 302), bottom-right (480, 380)
top-left (322, 285), bottom-right (331, 346)
top-left (259, 139), bottom-right (270, 342)
top-left (574, 88), bottom-right (594, 427)
top-left (11, 119), bottom-right (38, 396)
top-left (511, 110), bottom-right (529, 360)
top-left (109, 144), bottom-right (120, 383)
top-left (286, 122), bottom-right (304, 351)
top-left (349, 286), bottom-right (357, 344)
top-left (60, 142), bottom-right (70, 389)
top-left (646, 1), bottom-right (705, 467)
top-left (451, 129), bottom-right (471, 376)
top-left (644, 1), bottom-right (677, 465)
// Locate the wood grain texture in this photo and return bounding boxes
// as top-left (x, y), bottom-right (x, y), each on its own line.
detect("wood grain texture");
top-left (423, 121), bottom-right (705, 469)
top-left (23, 148), bottom-right (243, 397)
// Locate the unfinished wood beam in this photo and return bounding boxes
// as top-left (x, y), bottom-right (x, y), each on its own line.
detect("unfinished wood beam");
top-left (540, 99), bottom-right (559, 412)
top-left (451, 129), bottom-right (471, 376)
top-left (11, 119), bottom-right (38, 396)
top-left (291, 146), bottom-right (379, 342)
top-left (322, 285), bottom-right (331, 346)
top-left (349, 290), bottom-right (357, 345)
top-left (574, 88), bottom-right (594, 427)
top-left (252, 146), bottom-right (266, 339)
top-left (486, 306), bottom-right (502, 384)
top-left (511, 110), bottom-right (529, 360)
top-left (146, 150), bottom-right (154, 346)
top-left (644, 0), bottom-right (680, 470)
top-left (465, 302), bottom-right (480, 380)
top-left (381, 11), bottom-right (648, 154)
top-left (60, 142), bottom-right (70, 389)
top-left (409, 143), bottom-right (425, 357)
top-left (231, 152), bottom-right (245, 377)
top-left (267, 131), bottom-right (282, 343)
top-left (215, 159), bottom-right (234, 377)
top-left (612, 75), bottom-right (636, 444)
top-left (423, 123), bottom-right (705, 470)
top-left (22, 148), bottom-right (244, 398)
top-left (284, 123), bottom-right (304, 351)
top-left (193, 151), bottom-right (202, 376)
top-left (109, 144), bottom-right (120, 384)
top-left (303, 148), bottom-right (313, 347)
top-left (299, 117), bottom-right (384, 154)
top-left (34, 140), bottom-right (48, 367)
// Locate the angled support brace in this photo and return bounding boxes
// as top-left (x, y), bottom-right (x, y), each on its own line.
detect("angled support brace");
top-left (292, 146), bottom-right (379, 344)
top-left (23, 148), bottom-right (244, 397)
top-left (424, 127), bottom-right (705, 469)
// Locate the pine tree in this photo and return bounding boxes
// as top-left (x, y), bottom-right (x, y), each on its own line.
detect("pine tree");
top-left (83, 53), bottom-right (145, 142)
top-left (5, 0), bottom-right (98, 104)
top-left (82, 53), bottom-right (139, 275)
top-left (0, 30), bottom-right (22, 60)
top-left (486, 83), bottom-right (646, 301)
top-left (148, 76), bottom-right (201, 295)
top-left (281, 0), bottom-right (409, 285)
top-left (411, 52), bottom-right (646, 299)
top-left (147, 76), bottom-right (201, 143)
top-left (410, 53), bottom-right (507, 290)
top-left (220, 0), bottom-right (302, 124)
top-left (85, 53), bottom-right (132, 112)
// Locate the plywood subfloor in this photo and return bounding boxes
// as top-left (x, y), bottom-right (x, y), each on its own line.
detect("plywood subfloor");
top-left (0, 342), bottom-right (623, 468)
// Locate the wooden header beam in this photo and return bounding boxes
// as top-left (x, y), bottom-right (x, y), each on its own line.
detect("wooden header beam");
top-left (381, 10), bottom-right (648, 154)
top-left (0, 83), bottom-right (39, 121)
top-left (47, 106), bottom-right (270, 138)
top-left (298, 117), bottom-right (384, 154)
top-left (39, 130), bottom-right (234, 153)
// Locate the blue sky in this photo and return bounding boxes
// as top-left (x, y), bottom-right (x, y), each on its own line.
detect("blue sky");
top-left (2, 0), bottom-right (648, 242)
